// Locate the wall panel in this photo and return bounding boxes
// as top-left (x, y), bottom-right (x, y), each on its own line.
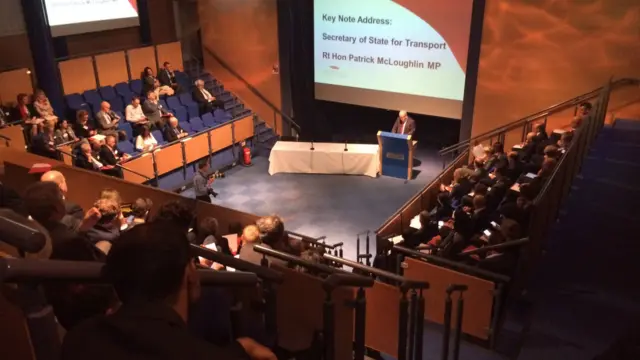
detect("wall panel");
top-left (199, 0), bottom-right (282, 133)
top-left (0, 69), bottom-right (33, 106)
top-left (95, 51), bottom-right (129, 86)
top-left (127, 46), bottom-right (157, 78)
top-left (66, 27), bottom-right (142, 57)
top-left (0, 34), bottom-right (32, 71)
top-left (472, 0), bottom-right (640, 138)
top-left (156, 42), bottom-right (184, 70)
top-left (58, 57), bottom-right (96, 95)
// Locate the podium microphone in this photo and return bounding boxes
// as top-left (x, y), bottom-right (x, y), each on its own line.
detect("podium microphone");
top-left (310, 140), bottom-right (315, 151)
top-left (344, 138), bottom-right (348, 152)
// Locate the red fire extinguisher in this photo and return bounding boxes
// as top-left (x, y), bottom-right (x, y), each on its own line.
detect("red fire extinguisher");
top-left (241, 141), bottom-right (252, 166)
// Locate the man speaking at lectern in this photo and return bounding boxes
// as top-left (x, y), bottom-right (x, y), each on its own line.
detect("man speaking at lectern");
top-left (391, 110), bottom-right (416, 136)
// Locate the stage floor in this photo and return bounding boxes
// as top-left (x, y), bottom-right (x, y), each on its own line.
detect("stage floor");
top-left (180, 147), bottom-right (444, 260)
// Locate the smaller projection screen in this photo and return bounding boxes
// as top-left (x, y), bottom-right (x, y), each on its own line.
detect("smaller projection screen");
top-left (44, 0), bottom-right (140, 37)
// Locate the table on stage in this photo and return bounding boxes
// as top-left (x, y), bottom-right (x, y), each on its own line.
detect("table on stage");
top-left (268, 141), bottom-right (379, 178)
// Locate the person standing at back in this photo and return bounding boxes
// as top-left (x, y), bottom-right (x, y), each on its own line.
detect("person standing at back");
top-left (193, 159), bottom-right (218, 203)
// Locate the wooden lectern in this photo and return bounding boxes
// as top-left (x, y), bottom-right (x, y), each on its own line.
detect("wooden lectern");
top-left (377, 131), bottom-right (416, 180)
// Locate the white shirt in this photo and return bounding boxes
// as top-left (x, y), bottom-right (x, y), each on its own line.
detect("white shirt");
top-left (126, 104), bottom-right (145, 123)
top-left (200, 88), bottom-right (212, 101)
top-left (135, 134), bottom-right (157, 151)
top-left (401, 121), bottom-right (406, 134)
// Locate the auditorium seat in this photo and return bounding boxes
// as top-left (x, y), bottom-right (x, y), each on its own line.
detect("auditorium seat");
top-left (213, 109), bottom-right (232, 122)
top-left (110, 97), bottom-right (125, 113)
top-left (65, 94), bottom-right (91, 115)
top-left (174, 71), bottom-right (191, 91)
top-left (159, 99), bottom-right (169, 111)
top-left (129, 79), bottom-right (143, 95)
top-left (179, 121), bottom-right (194, 134)
top-left (115, 82), bottom-right (132, 97)
top-left (152, 130), bottom-right (166, 145)
top-left (173, 107), bottom-right (188, 123)
top-left (83, 89), bottom-right (102, 105)
top-left (189, 117), bottom-right (205, 132)
top-left (166, 96), bottom-right (184, 112)
top-left (178, 93), bottom-right (199, 119)
top-left (118, 122), bottom-right (133, 139)
top-left (118, 139), bottom-right (135, 155)
top-left (99, 86), bottom-right (117, 101)
top-left (201, 113), bottom-right (216, 128)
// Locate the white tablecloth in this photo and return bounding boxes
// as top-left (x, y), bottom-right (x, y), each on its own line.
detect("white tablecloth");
top-left (268, 142), bottom-right (379, 177)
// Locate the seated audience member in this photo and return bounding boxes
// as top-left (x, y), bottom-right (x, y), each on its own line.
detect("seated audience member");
top-left (135, 126), bottom-right (158, 152)
top-left (33, 89), bottom-right (58, 122)
top-left (238, 224), bottom-right (264, 265)
top-left (95, 101), bottom-right (126, 140)
top-left (543, 145), bottom-right (560, 162)
top-left (440, 167), bottom-right (473, 204)
top-left (99, 135), bottom-right (130, 179)
top-left (477, 219), bottom-right (522, 276)
top-left (431, 192), bottom-right (453, 221)
top-left (164, 116), bottom-right (189, 142)
top-left (192, 79), bottom-right (224, 115)
top-left (506, 151), bottom-right (524, 182)
top-left (486, 166), bottom-right (512, 211)
top-left (14, 93), bottom-right (41, 142)
top-left (402, 210), bottom-right (438, 248)
top-left (40, 170), bottom-right (83, 221)
top-left (125, 96), bottom-right (149, 137)
top-left (85, 198), bottom-right (121, 249)
top-left (31, 119), bottom-right (58, 159)
top-left (152, 200), bottom-right (194, 233)
top-left (572, 102), bottom-right (591, 129)
top-left (74, 142), bottom-right (103, 172)
top-left (158, 62), bottom-right (182, 93)
top-left (256, 215), bottom-right (302, 258)
top-left (54, 119), bottom-right (79, 145)
top-left (520, 132), bottom-right (538, 163)
top-left (528, 158), bottom-right (557, 196)
top-left (142, 91), bottom-right (172, 129)
top-left (471, 195), bottom-right (492, 234)
top-left (557, 131), bottom-right (573, 152)
top-left (74, 110), bottom-right (97, 139)
top-left (534, 124), bottom-right (549, 143)
top-left (472, 182), bottom-right (488, 197)
top-left (195, 217), bottom-right (220, 247)
top-left (124, 197), bottom-right (153, 229)
top-left (61, 222), bottom-right (275, 360)
top-left (142, 66), bottom-right (174, 96)
top-left (438, 208), bottom-right (474, 260)
top-left (485, 142), bottom-right (507, 170)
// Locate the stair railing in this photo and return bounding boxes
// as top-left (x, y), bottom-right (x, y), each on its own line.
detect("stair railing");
top-left (439, 77), bottom-right (640, 168)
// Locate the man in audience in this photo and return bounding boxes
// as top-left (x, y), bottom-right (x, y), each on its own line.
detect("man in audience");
top-left (124, 197), bottom-right (153, 230)
top-left (471, 195), bottom-right (491, 234)
top-left (238, 224), bottom-right (266, 265)
top-left (152, 200), bottom-right (194, 233)
top-left (85, 198), bottom-right (121, 249)
top-left (99, 135), bottom-right (130, 179)
top-left (31, 119), bottom-right (58, 159)
top-left (557, 132), bottom-right (573, 152)
top-left (40, 170), bottom-right (84, 221)
top-left (143, 91), bottom-right (172, 129)
top-left (257, 215), bottom-right (302, 256)
top-left (74, 142), bottom-right (103, 172)
top-left (164, 116), bottom-right (189, 142)
top-left (61, 222), bottom-right (276, 360)
top-left (520, 132), bottom-right (538, 163)
top-left (95, 101), bottom-right (126, 140)
top-left (158, 61), bottom-right (182, 93)
top-left (194, 159), bottom-right (217, 203)
top-left (402, 210), bottom-right (438, 248)
top-left (192, 79), bottom-right (224, 115)
top-left (125, 96), bottom-right (149, 137)
top-left (572, 102), bottom-right (592, 129)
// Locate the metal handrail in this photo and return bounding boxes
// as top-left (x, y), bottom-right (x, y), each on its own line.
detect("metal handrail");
top-left (202, 47), bottom-right (301, 132)
top-left (439, 77), bottom-right (640, 157)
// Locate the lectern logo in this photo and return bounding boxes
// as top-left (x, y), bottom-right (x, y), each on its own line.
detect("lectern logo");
top-left (386, 152), bottom-right (405, 160)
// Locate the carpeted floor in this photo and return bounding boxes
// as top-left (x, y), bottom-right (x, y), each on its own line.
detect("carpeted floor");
top-left (181, 145), bottom-right (444, 260)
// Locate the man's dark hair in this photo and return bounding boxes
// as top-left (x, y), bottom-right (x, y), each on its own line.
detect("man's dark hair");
top-left (198, 159), bottom-right (209, 170)
top-left (257, 215), bottom-right (285, 247)
top-left (23, 182), bottom-right (64, 223)
top-left (473, 183), bottom-right (488, 196)
top-left (132, 198), bottom-right (153, 218)
top-left (580, 102), bottom-right (592, 111)
top-left (131, 95), bottom-right (140, 102)
top-left (163, 61), bottom-right (170, 67)
top-left (105, 223), bottom-right (190, 303)
top-left (152, 201), bottom-right (194, 232)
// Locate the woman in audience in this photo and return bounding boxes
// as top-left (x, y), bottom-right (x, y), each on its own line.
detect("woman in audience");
top-left (135, 126), bottom-right (158, 152)
top-left (33, 90), bottom-right (58, 122)
top-left (54, 119), bottom-right (79, 145)
top-left (14, 93), bottom-right (42, 142)
top-left (31, 119), bottom-right (58, 159)
top-left (142, 67), bottom-right (174, 97)
top-left (440, 167), bottom-right (473, 205)
top-left (124, 197), bottom-right (153, 229)
top-left (431, 192), bottom-right (453, 221)
top-left (74, 110), bottom-right (96, 139)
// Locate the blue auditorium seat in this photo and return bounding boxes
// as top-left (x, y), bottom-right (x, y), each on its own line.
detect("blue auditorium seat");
top-left (87, 101), bottom-right (102, 116)
top-left (129, 79), bottom-right (143, 95)
top-left (159, 99), bottom-right (169, 111)
top-left (174, 71), bottom-right (191, 91)
top-left (99, 86), bottom-right (117, 101)
top-left (115, 82), bottom-right (132, 97)
top-left (189, 117), bottom-right (205, 133)
top-left (110, 97), bottom-right (125, 113)
top-left (178, 93), bottom-right (199, 119)
top-left (118, 140), bottom-right (135, 155)
top-left (173, 107), bottom-right (188, 123)
top-left (152, 130), bottom-right (166, 145)
top-left (166, 96), bottom-right (184, 111)
top-left (119, 122), bottom-right (133, 140)
top-left (179, 121), bottom-right (194, 134)
top-left (83, 90), bottom-right (102, 104)
top-left (201, 113), bottom-right (216, 128)
top-left (213, 108), bottom-right (232, 122)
